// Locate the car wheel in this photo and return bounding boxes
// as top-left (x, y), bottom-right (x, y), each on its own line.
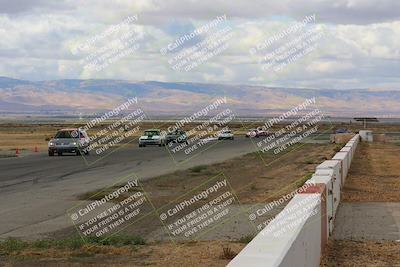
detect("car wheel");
top-left (58, 152), bottom-right (63, 156)
top-left (48, 151), bottom-right (54, 156)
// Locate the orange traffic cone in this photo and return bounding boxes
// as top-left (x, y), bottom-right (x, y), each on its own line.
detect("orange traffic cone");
top-left (34, 146), bottom-right (39, 153)
top-left (15, 148), bottom-right (20, 156)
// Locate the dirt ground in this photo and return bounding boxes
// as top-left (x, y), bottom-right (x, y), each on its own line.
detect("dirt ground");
top-left (1, 141), bottom-right (339, 266)
top-left (322, 142), bottom-right (400, 267)
top-left (342, 142), bottom-right (400, 202)
top-left (320, 240), bottom-right (400, 267)
top-left (0, 241), bottom-right (245, 267)
top-left (2, 121), bottom-right (399, 266)
top-left (55, 142), bottom-right (339, 242)
top-left (138, 142), bottom-right (339, 205)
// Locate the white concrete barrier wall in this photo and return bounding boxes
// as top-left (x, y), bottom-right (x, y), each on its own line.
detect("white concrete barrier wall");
top-left (350, 134), bottom-right (360, 146)
top-left (345, 141), bottom-right (356, 159)
top-left (307, 176), bottom-right (334, 235)
top-left (316, 160), bottom-right (341, 215)
top-left (359, 130), bottom-right (373, 142)
top-left (313, 169), bottom-right (336, 227)
top-left (229, 134), bottom-right (361, 267)
top-left (340, 147), bottom-right (352, 167)
top-left (279, 195), bottom-right (322, 267)
top-left (332, 152), bottom-right (349, 182)
top-left (228, 194), bottom-right (323, 267)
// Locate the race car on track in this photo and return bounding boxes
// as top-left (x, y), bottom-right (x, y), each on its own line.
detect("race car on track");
top-left (139, 129), bottom-right (166, 147)
top-left (48, 128), bottom-right (90, 156)
top-left (245, 128), bottom-right (270, 138)
top-left (217, 130), bottom-right (234, 140)
top-left (165, 129), bottom-right (188, 144)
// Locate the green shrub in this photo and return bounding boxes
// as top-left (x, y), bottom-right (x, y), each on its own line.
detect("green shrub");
top-left (0, 238), bottom-right (28, 254)
top-left (189, 165), bottom-right (208, 173)
top-left (0, 234), bottom-right (146, 255)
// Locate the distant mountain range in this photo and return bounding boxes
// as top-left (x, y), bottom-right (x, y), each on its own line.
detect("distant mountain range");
top-left (0, 77), bottom-right (399, 117)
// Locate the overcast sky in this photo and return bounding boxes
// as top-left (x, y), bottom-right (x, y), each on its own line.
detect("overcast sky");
top-left (0, 0), bottom-right (399, 89)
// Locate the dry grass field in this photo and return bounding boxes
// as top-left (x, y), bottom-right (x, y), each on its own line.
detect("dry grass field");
top-left (1, 119), bottom-right (399, 266)
top-left (0, 140), bottom-right (340, 266)
top-left (0, 119), bottom-right (376, 153)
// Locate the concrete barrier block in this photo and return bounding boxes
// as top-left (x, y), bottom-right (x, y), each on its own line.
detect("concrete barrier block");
top-left (313, 171), bottom-right (338, 217)
top-left (298, 184), bottom-right (327, 248)
top-left (339, 146), bottom-right (353, 167)
top-left (228, 194), bottom-right (322, 267)
top-left (306, 177), bottom-right (334, 235)
top-left (351, 134), bottom-right (360, 145)
top-left (316, 160), bottom-right (341, 215)
top-left (316, 160), bottom-right (341, 182)
top-left (332, 152), bottom-right (350, 183)
top-left (314, 169), bottom-right (334, 177)
top-left (353, 134), bottom-right (360, 147)
top-left (345, 141), bottom-right (355, 158)
top-left (229, 134), bottom-right (361, 267)
top-left (359, 130), bottom-right (373, 142)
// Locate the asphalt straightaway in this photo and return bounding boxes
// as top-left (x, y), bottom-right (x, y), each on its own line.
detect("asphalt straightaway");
top-left (0, 137), bottom-right (258, 240)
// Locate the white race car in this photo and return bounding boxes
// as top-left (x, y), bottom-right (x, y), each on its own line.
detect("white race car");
top-left (217, 130), bottom-right (234, 140)
top-left (139, 129), bottom-right (165, 147)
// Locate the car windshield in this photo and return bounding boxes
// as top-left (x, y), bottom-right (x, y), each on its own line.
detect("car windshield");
top-left (145, 131), bottom-right (159, 136)
top-left (55, 130), bottom-right (75, 139)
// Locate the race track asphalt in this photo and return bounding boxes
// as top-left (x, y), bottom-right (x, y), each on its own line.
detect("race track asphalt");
top-left (0, 137), bottom-right (257, 239)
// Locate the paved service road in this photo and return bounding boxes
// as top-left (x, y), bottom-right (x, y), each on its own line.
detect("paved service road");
top-left (0, 137), bottom-right (257, 240)
top-left (333, 202), bottom-right (400, 241)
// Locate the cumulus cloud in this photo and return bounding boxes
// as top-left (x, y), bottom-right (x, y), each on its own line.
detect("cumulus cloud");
top-left (2, 0), bottom-right (400, 24)
top-left (0, 0), bottom-right (399, 89)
